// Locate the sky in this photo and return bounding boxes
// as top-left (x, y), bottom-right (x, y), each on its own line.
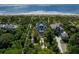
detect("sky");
top-left (0, 4), bottom-right (79, 14)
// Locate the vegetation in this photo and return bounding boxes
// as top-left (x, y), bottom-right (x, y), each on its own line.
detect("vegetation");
top-left (67, 32), bottom-right (79, 54)
top-left (0, 15), bottom-right (79, 54)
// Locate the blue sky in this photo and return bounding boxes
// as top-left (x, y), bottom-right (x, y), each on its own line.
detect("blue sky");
top-left (0, 4), bottom-right (79, 14)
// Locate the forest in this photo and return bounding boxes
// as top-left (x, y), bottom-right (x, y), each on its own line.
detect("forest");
top-left (0, 15), bottom-right (79, 54)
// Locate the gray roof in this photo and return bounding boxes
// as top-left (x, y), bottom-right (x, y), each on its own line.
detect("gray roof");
top-left (0, 23), bottom-right (17, 30)
top-left (50, 23), bottom-right (61, 29)
top-left (36, 22), bottom-right (46, 33)
top-left (50, 23), bottom-right (68, 40)
top-left (61, 31), bottom-right (68, 39)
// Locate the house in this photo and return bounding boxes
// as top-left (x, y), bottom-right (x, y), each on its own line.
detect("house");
top-left (36, 22), bottom-right (46, 33)
top-left (0, 23), bottom-right (17, 30)
top-left (61, 31), bottom-right (68, 41)
top-left (50, 23), bottom-right (68, 41)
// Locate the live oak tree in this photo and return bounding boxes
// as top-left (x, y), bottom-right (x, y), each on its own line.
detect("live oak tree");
top-left (0, 33), bottom-right (14, 49)
top-left (67, 32), bottom-right (79, 54)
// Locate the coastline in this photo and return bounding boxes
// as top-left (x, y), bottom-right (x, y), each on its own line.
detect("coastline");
top-left (0, 11), bottom-right (78, 16)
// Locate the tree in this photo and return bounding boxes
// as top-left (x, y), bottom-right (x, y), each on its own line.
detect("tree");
top-left (45, 28), bottom-right (55, 46)
top-left (20, 33), bottom-right (27, 47)
top-left (67, 32), bottom-right (79, 53)
top-left (32, 27), bottom-right (40, 43)
top-left (4, 48), bottom-right (22, 54)
top-left (14, 28), bottom-right (23, 40)
top-left (0, 33), bottom-right (14, 49)
top-left (12, 40), bottom-right (22, 49)
top-left (37, 48), bottom-right (54, 54)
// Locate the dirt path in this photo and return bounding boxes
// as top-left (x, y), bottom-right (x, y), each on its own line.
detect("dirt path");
top-left (55, 36), bottom-right (67, 53)
top-left (55, 36), bottom-right (63, 53)
top-left (40, 37), bottom-right (45, 49)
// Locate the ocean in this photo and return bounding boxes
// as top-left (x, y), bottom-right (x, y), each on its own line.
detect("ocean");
top-left (0, 4), bottom-right (79, 14)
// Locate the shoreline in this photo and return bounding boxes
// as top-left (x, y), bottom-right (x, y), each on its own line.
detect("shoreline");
top-left (0, 12), bottom-right (78, 16)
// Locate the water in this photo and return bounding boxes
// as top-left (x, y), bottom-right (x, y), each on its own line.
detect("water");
top-left (0, 4), bottom-right (79, 14)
